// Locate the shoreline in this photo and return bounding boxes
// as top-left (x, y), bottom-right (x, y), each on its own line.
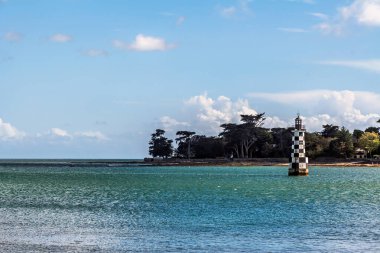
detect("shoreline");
top-left (0, 158), bottom-right (379, 168)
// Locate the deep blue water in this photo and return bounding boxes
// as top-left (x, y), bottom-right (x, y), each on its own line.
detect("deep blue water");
top-left (0, 165), bottom-right (379, 252)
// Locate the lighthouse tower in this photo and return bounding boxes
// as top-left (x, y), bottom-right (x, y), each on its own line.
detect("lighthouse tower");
top-left (289, 114), bottom-right (309, 176)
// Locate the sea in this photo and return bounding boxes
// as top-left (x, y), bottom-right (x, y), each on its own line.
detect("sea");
top-left (0, 161), bottom-right (379, 252)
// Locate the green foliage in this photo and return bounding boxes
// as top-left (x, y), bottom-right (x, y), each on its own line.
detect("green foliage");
top-left (305, 132), bottom-right (329, 158)
top-left (219, 113), bottom-right (268, 158)
top-left (329, 127), bottom-right (354, 158)
top-left (175, 131), bottom-right (196, 158)
top-left (358, 132), bottom-right (380, 157)
top-left (353, 129), bottom-right (364, 143)
top-left (191, 136), bottom-right (224, 158)
top-left (148, 115), bottom-right (380, 160)
top-left (364, 127), bottom-right (379, 134)
top-left (321, 124), bottom-right (339, 138)
top-left (270, 128), bottom-right (292, 157)
top-left (149, 129), bottom-right (173, 158)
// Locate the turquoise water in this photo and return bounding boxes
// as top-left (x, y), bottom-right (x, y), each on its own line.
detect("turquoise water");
top-left (0, 166), bottom-right (379, 252)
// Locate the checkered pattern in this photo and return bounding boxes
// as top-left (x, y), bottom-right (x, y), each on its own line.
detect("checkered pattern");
top-left (289, 129), bottom-right (308, 176)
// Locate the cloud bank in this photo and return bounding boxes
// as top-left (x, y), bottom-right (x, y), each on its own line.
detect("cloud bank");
top-left (160, 90), bottom-right (380, 135)
top-left (160, 94), bottom-right (287, 135)
top-left (249, 90), bottom-right (380, 131)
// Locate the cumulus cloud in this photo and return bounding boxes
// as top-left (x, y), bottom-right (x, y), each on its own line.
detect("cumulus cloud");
top-left (113, 34), bottom-right (174, 52)
top-left (320, 59), bottom-right (380, 73)
top-left (249, 90), bottom-right (380, 131)
top-left (0, 118), bottom-right (25, 140)
top-left (315, 0), bottom-right (380, 35)
top-left (49, 33), bottom-right (72, 43)
top-left (3, 32), bottom-right (23, 42)
top-left (83, 49), bottom-right (108, 57)
top-left (219, 0), bottom-right (252, 18)
top-left (340, 0), bottom-right (380, 26)
top-left (160, 94), bottom-right (287, 135)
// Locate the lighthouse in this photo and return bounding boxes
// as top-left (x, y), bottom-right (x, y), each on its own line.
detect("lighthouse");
top-left (289, 114), bottom-right (309, 176)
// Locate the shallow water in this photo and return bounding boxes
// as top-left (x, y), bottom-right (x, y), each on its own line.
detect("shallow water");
top-left (0, 165), bottom-right (379, 252)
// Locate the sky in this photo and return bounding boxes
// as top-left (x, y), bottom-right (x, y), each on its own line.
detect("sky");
top-left (1, 0), bottom-right (380, 158)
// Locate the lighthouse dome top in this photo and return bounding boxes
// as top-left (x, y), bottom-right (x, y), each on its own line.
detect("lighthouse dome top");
top-left (294, 113), bottom-right (305, 130)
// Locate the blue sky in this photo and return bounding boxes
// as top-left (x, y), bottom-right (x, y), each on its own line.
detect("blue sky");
top-left (1, 0), bottom-right (380, 158)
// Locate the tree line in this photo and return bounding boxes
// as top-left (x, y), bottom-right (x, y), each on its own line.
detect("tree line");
top-left (148, 113), bottom-right (380, 159)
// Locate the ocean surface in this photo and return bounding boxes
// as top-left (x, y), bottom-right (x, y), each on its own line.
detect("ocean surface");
top-left (0, 164), bottom-right (379, 252)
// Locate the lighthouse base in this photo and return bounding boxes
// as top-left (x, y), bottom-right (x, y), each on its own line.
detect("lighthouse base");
top-left (288, 168), bottom-right (309, 176)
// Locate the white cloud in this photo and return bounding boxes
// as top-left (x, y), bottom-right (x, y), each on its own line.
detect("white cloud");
top-left (75, 131), bottom-right (109, 141)
top-left (48, 128), bottom-right (109, 141)
top-left (278, 27), bottom-right (308, 33)
top-left (160, 116), bottom-right (190, 131)
top-left (219, 0), bottom-right (252, 18)
top-left (0, 118), bottom-right (25, 140)
top-left (113, 34), bottom-right (174, 52)
top-left (249, 90), bottom-right (380, 131)
top-left (50, 128), bottom-right (71, 138)
top-left (320, 59), bottom-right (380, 73)
top-left (340, 0), bottom-right (380, 26)
top-left (315, 0), bottom-right (380, 35)
top-left (164, 93), bottom-right (287, 135)
top-left (49, 33), bottom-right (72, 43)
top-left (3, 32), bottom-right (23, 42)
top-left (83, 49), bottom-right (108, 57)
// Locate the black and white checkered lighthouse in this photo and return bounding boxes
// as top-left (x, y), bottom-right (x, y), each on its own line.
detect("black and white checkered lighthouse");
top-left (289, 114), bottom-right (309, 176)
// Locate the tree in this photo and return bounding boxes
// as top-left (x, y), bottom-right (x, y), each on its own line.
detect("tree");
top-left (191, 135), bottom-right (224, 158)
top-left (321, 124), bottom-right (339, 138)
top-left (219, 113), bottom-right (267, 158)
top-left (329, 127), bottom-right (354, 158)
top-left (240, 113), bottom-right (266, 126)
top-left (149, 129), bottom-right (173, 158)
top-left (175, 131), bottom-right (196, 159)
top-left (240, 113), bottom-right (267, 158)
top-left (365, 127), bottom-right (379, 134)
top-left (352, 129), bottom-right (364, 147)
top-left (219, 123), bottom-right (242, 158)
top-left (270, 128), bottom-right (293, 157)
top-left (305, 132), bottom-right (330, 158)
top-left (358, 132), bottom-right (380, 158)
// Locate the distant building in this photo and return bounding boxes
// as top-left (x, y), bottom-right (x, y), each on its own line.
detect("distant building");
top-left (353, 148), bottom-right (367, 159)
top-left (289, 114), bottom-right (309, 176)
